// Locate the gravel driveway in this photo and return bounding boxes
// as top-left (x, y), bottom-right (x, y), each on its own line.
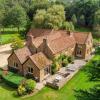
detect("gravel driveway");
top-left (0, 44), bottom-right (12, 68)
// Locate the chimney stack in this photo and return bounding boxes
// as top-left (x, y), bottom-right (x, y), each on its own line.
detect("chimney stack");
top-left (67, 31), bottom-right (73, 36)
top-left (27, 35), bottom-right (34, 42)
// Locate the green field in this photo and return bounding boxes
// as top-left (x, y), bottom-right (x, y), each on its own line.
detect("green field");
top-left (0, 56), bottom-right (100, 100)
top-left (0, 28), bottom-right (24, 45)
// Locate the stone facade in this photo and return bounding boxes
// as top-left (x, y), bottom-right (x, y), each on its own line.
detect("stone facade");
top-left (8, 52), bottom-right (23, 74)
top-left (23, 58), bottom-right (51, 82)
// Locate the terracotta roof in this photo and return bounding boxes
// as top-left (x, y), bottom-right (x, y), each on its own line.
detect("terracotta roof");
top-left (27, 29), bottom-right (52, 38)
top-left (29, 52), bottom-right (52, 70)
top-left (73, 32), bottom-right (90, 44)
top-left (14, 47), bottom-right (31, 64)
top-left (48, 36), bottom-right (76, 54)
top-left (28, 29), bottom-right (68, 38)
top-left (27, 29), bottom-right (91, 54)
top-left (28, 29), bottom-right (69, 48)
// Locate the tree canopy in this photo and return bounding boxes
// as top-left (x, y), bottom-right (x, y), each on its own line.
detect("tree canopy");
top-left (3, 5), bottom-right (27, 32)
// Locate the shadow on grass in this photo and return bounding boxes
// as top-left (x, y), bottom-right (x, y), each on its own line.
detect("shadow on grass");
top-left (0, 82), bottom-right (20, 98)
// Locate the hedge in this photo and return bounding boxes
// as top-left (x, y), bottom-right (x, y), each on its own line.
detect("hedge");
top-left (1, 70), bottom-right (25, 88)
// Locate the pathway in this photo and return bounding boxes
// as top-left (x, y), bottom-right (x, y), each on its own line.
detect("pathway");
top-left (0, 44), bottom-right (11, 68)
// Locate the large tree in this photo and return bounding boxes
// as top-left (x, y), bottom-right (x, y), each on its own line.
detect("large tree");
top-left (34, 4), bottom-right (66, 29)
top-left (85, 59), bottom-right (100, 81)
top-left (65, 0), bottom-right (99, 27)
top-left (34, 9), bottom-right (46, 28)
top-left (75, 85), bottom-right (100, 100)
top-left (3, 5), bottom-right (27, 33)
top-left (46, 5), bottom-right (65, 29)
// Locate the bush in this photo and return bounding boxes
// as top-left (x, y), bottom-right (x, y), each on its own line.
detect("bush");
top-left (51, 63), bottom-right (57, 75)
top-left (62, 59), bottom-right (68, 67)
top-left (17, 84), bottom-right (26, 96)
top-left (25, 79), bottom-right (36, 93)
top-left (67, 56), bottom-right (74, 63)
top-left (11, 37), bottom-right (24, 50)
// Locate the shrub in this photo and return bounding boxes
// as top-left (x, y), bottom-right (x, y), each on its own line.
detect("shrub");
top-left (51, 63), bottom-right (57, 75)
top-left (67, 56), bottom-right (74, 63)
top-left (17, 84), bottom-right (26, 96)
top-left (25, 79), bottom-right (36, 93)
top-left (62, 59), bottom-right (68, 67)
top-left (11, 37), bottom-right (24, 50)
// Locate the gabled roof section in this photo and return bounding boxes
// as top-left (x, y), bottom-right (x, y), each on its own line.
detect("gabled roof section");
top-left (14, 47), bottom-right (31, 64)
top-left (29, 52), bottom-right (52, 70)
top-left (48, 36), bottom-right (76, 54)
top-left (73, 32), bottom-right (91, 44)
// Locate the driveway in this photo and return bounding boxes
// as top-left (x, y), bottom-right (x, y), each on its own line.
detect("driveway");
top-left (0, 44), bottom-right (12, 68)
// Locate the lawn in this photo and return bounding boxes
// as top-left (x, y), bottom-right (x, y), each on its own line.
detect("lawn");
top-left (0, 56), bottom-right (100, 100)
top-left (0, 28), bottom-right (25, 45)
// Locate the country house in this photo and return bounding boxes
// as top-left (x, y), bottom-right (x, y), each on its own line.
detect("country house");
top-left (8, 29), bottom-right (93, 81)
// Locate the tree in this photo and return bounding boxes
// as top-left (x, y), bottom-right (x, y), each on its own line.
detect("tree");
top-left (71, 14), bottom-right (77, 26)
top-left (75, 85), bottom-right (100, 100)
top-left (4, 5), bottom-right (27, 33)
top-left (28, 0), bottom-right (49, 20)
top-left (65, 0), bottom-right (99, 27)
top-left (45, 4), bottom-right (65, 29)
top-left (85, 59), bottom-right (100, 81)
top-left (79, 15), bottom-right (85, 26)
top-left (93, 9), bottom-right (100, 32)
top-left (34, 9), bottom-right (46, 28)
top-left (33, 4), bottom-right (66, 29)
top-left (61, 21), bottom-right (74, 31)
top-left (94, 9), bottom-right (100, 26)
top-left (11, 38), bottom-right (24, 50)
top-left (0, 10), bottom-right (4, 28)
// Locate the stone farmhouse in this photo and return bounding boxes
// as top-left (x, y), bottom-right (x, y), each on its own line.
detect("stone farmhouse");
top-left (8, 29), bottom-right (93, 81)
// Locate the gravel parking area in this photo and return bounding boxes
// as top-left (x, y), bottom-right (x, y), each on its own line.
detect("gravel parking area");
top-left (0, 44), bottom-right (11, 68)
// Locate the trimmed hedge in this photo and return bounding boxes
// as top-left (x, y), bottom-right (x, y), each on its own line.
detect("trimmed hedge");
top-left (1, 70), bottom-right (25, 88)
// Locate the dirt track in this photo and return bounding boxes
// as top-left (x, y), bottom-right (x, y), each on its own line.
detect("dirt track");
top-left (0, 44), bottom-right (11, 67)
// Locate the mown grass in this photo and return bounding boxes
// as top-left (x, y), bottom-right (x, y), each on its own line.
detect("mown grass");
top-left (0, 55), bottom-right (100, 100)
top-left (0, 28), bottom-right (25, 45)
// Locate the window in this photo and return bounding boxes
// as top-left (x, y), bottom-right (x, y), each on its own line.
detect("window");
top-left (14, 62), bottom-right (18, 68)
top-left (28, 67), bottom-right (33, 73)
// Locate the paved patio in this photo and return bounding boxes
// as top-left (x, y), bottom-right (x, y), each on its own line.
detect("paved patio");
top-left (46, 56), bottom-right (93, 89)
top-left (0, 44), bottom-right (11, 68)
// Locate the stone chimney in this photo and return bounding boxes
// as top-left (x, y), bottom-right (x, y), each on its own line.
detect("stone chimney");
top-left (67, 31), bottom-right (73, 36)
top-left (43, 38), bottom-right (47, 46)
top-left (43, 38), bottom-right (47, 52)
top-left (27, 35), bottom-right (34, 43)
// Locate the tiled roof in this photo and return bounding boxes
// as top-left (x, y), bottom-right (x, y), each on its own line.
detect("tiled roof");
top-left (48, 36), bottom-right (76, 54)
top-left (27, 29), bottom-right (69, 48)
top-left (14, 47), bottom-right (31, 64)
top-left (27, 29), bottom-right (91, 55)
top-left (73, 32), bottom-right (90, 44)
top-left (29, 52), bottom-right (52, 69)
